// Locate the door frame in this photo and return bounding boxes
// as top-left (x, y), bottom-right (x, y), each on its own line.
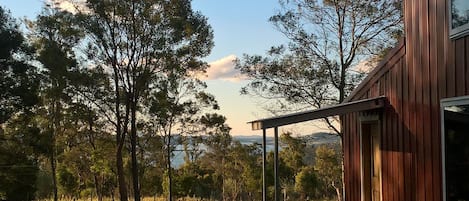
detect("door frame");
top-left (359, 113), bottom-right (383, 201)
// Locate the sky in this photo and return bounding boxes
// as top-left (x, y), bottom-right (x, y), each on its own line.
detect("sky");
top-left (0, 0), bottom-right (329, 136)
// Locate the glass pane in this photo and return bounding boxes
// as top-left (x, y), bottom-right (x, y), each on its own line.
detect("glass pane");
top-left (452, 0), bottom-right (469, 29)
top-left (444, 104), bottom-right (469, 200)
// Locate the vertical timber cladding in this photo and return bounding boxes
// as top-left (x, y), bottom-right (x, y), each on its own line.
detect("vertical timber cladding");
top-left (342, 0), bottom-right (469, 201)
top-left (342, 42), bottom-right (405, 201)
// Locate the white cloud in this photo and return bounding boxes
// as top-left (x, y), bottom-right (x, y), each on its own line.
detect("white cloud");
top-left (353, 56), bottom-right (379, 74)
top-left (47, 0), bottom-right (88, 14)
top-left (200, 54), bottom-right (247, 82)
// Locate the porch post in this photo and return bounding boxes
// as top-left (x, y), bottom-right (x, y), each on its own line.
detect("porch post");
top-left (274, 127), bottom-right (279, 201)
top-left (262, 128), bottom-right (267, 201)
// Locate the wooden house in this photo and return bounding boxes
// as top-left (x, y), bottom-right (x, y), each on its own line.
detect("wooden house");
top-left (250, 0), bottom-right (469, 200)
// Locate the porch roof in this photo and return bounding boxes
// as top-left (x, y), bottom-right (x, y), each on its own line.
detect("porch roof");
top-left (249, 96), bottom-right (387, 130)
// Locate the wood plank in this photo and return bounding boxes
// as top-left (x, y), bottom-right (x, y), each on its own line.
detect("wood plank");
top-left (346, 42), bottom-right (406, 102)
top-left (380, 79), bottom-right (384, 96)
top-left (346, 114), bottom-right (354, 200)
top-left (455, 39), bottom-right (465, 96)
top-left (388, 107), bottom-right (395, 201)
top-left (371, 83), bottom-right (378, 97)
top-left (381, 105), bottom-right (392, 200)
top-left (430, 0), bottom-right (441, 199)
top-left (447, 40), bottom-right (456, 97)
top-left (395, 64), bottom-right (402, 201)
top-left (421, 0), bottom-right (434, 199)
top-left (416, 56), bottom-right (426, 200)
top-left (464, 38), bottom-right (469, 95)
top-left (344, 115), bottom-right (351, 201)
top-left (353, 113), bottom-right (359, 201)
top-left (414, 0), bottom-right (425, 200)
top-left (433, 0), bottom-right (447, 198)
top-left (402, 54), bottom-right (412, 201)
top-left (353, 112), bottom-right (361, 200)
top-left (406, 1), bottom-right (417, 199)
top-left (379, 74), bottom-right (387, 201)
top-left (407, 6), bottom-right (417, 197)
top-left (390, 62), bottom-right (397, 201)
top-left (437, 0), bottom-right (447, 99)
top-left (397, 60), bottom-right (404, 201)
top-left (386, 71), bottom-right (395, 201)
top-left (358, 114), bottom-right (363, 201)
top-left (349, 113), bottom-right (358, 200)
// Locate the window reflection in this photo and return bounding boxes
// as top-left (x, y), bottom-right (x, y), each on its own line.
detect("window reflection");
top-left (452, 0), bottom-right (469, 29)
top-left (444, 104), bottom-right (469, 201)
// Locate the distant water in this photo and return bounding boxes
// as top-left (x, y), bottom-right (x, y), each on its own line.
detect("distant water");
top-left (171, 136), bottom-right (275, 168)
top-left (171, 133), bottom-right (339, 168)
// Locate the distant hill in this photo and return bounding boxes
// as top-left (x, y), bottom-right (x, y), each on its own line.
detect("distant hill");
top-left (233, 132), bottom-right (340, 146)
top-left (300, 132), bottom-right (341, 146)
top-left (172, 132), bottom-right (340, 167)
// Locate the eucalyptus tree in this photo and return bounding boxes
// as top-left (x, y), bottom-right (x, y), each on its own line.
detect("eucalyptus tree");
top-left (236, 2), bottom-right (402, 199)
top-left (0, 113), bottom-right (41, 201)
top-left (146, 75), bottom-right (220, 200)
top-left (294, 166), bottom-right (320, 200)
top-left (47, 0), bottom-right (215, 200)
top-left (314, 145), bottom-right (342, 200)
top-left (199, 114), bottom-right (232, 200)
top-left (32, 9), bottom-right (82, 201)
top-left (236, 0), bottom-right (402, 134)
top-left (224, 141), bottom-right (262, 201)
top-left (0, 6), bottom-right (40, 200)
top-left (0, 6), bottom-right (39, 124)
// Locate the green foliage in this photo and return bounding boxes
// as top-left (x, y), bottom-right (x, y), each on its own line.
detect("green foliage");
top-left (280, 132), bottom-right (306, 175)
top-left (35, 169), bottom-right (54, 199)
top-left (71, 1), bottom-right (215, 199)
top-left (236, 0), bottom-right (403, 135)
top-left (57, 166), bottom-right (78, 197)
top-left (294, 166), bottom-right (319, 199)
top-left (0, 2), bottom-right (355, 201)
top-left (0, 114), bottom-right (40, 201)
top-left (0, 9), bottom-right (42, 195)
top-left (314, 144), bottom-right (343, 197)
top-left (0, 6), bottom-right (39, 124)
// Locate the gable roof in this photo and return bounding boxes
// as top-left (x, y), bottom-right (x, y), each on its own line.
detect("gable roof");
top-left (248, 38), bottom-right (405, 131)
top-left (344, 39), bottom-right (406, 102)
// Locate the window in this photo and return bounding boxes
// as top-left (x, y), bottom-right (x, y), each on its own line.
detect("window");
top-left (441, 96), bottom-right (469, 201)
top-left (450, 0), bottom-right (469, 39)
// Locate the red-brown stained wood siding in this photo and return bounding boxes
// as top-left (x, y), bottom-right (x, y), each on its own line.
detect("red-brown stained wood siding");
top-left (341, 0), bottom-right (469, 200)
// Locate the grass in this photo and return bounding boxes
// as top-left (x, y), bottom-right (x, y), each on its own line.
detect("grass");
top-left (39, 196), bottom-right (336, 201)
top-left (38, 197), bottom-right (216, 201)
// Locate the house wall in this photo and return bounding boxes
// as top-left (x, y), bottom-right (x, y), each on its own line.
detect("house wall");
top-left (342, 0), bottom-right (469, 200)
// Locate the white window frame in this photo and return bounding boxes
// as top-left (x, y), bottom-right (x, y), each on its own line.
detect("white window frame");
top-left (440, 95), bottom-right (469, 201)
top-left (449, 0), bottom-right (469, 39)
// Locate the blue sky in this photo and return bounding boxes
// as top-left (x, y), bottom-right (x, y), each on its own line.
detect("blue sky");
top-left (0, 0), bottom-right (326, 135)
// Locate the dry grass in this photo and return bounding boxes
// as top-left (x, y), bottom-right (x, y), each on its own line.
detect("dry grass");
top-left (38, 197), bottom-right (215, 201)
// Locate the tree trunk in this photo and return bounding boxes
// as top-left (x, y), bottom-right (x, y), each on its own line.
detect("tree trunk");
top-left (113, 64), bottom-right (128, 201)
top-left (51, 149), bottom-right (58, 201)
top-left (130, 100), bottom-right (141, 201)
top-left (339, 135), bottom-right (345, 201)
top-left (167, 135), bottom-right (172, 201)
top-left (116, 146), bottom-right (128, 201)
top-left (222, 157), bottom-right (225, 201)
top-left (51, 101), bottom-right (59, 201)
top-left (94, 174), bottom-right (103, 201)
top-left (332, 181), bottom-right (342, 201)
